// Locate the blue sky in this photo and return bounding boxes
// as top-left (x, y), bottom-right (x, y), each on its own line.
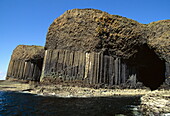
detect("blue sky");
top-left (0, 0), bottom-right (169, 80)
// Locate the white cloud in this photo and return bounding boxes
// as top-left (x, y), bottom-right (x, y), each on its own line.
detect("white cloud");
top-left (0, 71), bottom-right (6, 80)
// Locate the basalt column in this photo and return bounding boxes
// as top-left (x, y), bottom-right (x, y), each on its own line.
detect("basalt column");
top-left (6, 45), bottom-right (44, 81)
top-left (42, 9), bottom-right (169, 89)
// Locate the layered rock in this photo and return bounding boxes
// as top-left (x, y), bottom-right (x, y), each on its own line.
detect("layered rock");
top-left (6, 45), bottom-right (44, 81)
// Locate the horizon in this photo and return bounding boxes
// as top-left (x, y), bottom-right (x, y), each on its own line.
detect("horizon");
top-left (0, 0), bottom-right (170, 80)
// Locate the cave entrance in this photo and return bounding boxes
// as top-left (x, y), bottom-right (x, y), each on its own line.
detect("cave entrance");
top-left (134, 44), bottom-right (165, 90)
top-left (35, 58), bottom-right (44, 81)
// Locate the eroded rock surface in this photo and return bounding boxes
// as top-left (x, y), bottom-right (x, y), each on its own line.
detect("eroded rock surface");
top-left (7, 45), bottom-right (44, 81)
top-left (43, 8), bottom-right (170, 90)
top-left (11, 45), bottom-right (44, 61)
top-left (45, 8), bottom-right (170, 61)
top-left (147, 20), bottom-right (170, 62)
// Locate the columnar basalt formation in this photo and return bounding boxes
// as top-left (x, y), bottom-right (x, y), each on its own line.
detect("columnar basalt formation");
top-left (41, 49), bottom-right (132, 86)
top-left (42, 9), bottom-right (170, 89)
top-left (6, 9), bottom-right (170, 89)
top-left (7, 45), bottom-right (44, 81)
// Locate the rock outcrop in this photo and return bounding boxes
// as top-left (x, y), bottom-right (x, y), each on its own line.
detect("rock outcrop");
top-left (42, 8), bottom-right (170, 89)
top-left (7, 45), bottom-right (44, 81)
top-left (11, 45), bottom-right (44, 61)
top-left (147, 20), bottom-right (170, 62)
top-left (4, 9), bottom-right (170, 116)
top-left (45, 8), bottom-right (170, 62)
top-left (6, 8), bottom-right (170, 89)
top-left (45, 8), bottom-right (146, 59)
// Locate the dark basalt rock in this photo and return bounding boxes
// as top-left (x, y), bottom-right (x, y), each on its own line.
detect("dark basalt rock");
top-left (42, 9), bottom-right (170, 89)
top-left (147, 20), bottom-right (170, 62)
top-left (6, 45), bottom-right (44, 81)
top-left (6, 9), bottom-right (170, 90)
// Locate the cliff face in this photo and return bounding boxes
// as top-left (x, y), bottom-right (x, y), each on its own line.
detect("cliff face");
top-left (42, 8), bottom-right (170, 89)
top-left (11, 45), bottom-right (44, 61)
top-left (45, 9), bottom-right (146, 59)
top-left (45, 8), bottom-right (170, 62)
top-left (147, 20), bottom-right (170, 62)
top-left (6, 9), bottom-right (170, 89)
top-left (7, 45), bottom-right (44, 81)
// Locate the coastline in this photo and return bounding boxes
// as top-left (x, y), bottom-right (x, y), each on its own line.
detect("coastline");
top-left (140, 90), bottom-right (170, 115)
top-left (0, 80), bottom-right (150, 97)
top-left (0, 80), bottom-right (30, 92)
top-left (0, 80), bottom-right (170, 115)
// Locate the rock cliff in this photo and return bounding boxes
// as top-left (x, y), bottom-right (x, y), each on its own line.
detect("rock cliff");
top-left (147, 20), bottom-right (170, 62)
top-left (11, 45), bottom-right (44, 61)
top-left (42, 8), bottom-right (170, 89)
top-left (45, 8), bottom-right (170, 62)
top-left (6, 9), bottom-right (170, 89)
top-left (7, 45), bottom-right (44, 81)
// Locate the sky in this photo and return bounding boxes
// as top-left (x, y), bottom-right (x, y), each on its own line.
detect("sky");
top-left (0, 0), bottom-right (170, 80)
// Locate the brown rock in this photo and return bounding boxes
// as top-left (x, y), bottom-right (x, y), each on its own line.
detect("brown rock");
top-left (11, 45), bottom-right (44, 61)
top-left (45, 8), bottom-right (170, 61)
top-left (45, 8), bottom-right (145, 59)
top-left (6, 45), bottom-right (44, 81)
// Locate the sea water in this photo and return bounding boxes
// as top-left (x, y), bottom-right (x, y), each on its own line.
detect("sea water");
top-left (0, 91), bottom-right (142, 116)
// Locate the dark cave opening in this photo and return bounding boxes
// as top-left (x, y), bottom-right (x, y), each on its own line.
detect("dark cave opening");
top-left (133, 44), bottom-right (165, 90)
top-left (31, 58), bottom-right (44, 81)
top-left (36, 58), bottom-right (44, 81)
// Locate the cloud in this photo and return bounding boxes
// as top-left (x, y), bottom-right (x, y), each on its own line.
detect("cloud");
top-left (0, 71), bottom-right (6, 80)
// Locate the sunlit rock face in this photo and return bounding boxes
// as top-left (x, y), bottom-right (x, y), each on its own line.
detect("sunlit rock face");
top-left (45, 8), bottom-right (146, 59)
top-left (6, 9), bottom-right (170, 89)
top-left (6, 45), bottom-right (44, 81)
top-left (43, 9), bottom-right (170, 89)
top-left (45, 9), bottom-right (170, 61)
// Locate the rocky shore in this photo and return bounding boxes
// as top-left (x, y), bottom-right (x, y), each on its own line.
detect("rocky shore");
top-left (0, 80), bottom-right (150, 97)
top-left (140, 90), bottom-right (170, 115)
top-left (0, 80), bottom-right (170, 115)
top-left (0, 80), bottom-right (30, 91)
top-left (29, 83), bottom-right (150, 97)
